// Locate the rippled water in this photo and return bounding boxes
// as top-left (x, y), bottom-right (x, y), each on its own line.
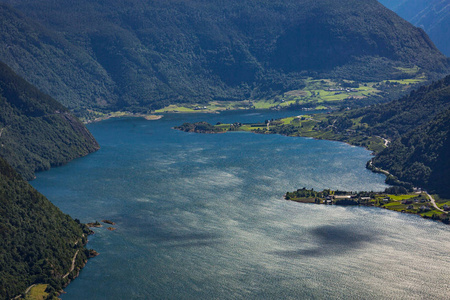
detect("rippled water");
top-left (31, 111), bottom-right (450, 299)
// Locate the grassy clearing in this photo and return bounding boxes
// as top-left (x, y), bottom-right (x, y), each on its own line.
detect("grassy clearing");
top-left (387, 194), bottom-right (417, 201)
top-left (25, 284), bottom-right (51, 300)
top-left (154, 72), bottom-right (426, 114)
top-left (394, 66), bottom-right (420, 75)
top-left (209, 111), bottom-right (386, 153)
top-left (431, 194), bottom-right (450, 209)
top-left (154, 105), bottom-right (198, 113)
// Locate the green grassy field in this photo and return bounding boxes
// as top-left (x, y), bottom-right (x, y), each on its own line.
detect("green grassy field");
top-left (387, 194), bottom-right (417, 201)
top-left (153, 73), bottom-right (427, 114)
top-left (25, 284), bottom-right (52, 300)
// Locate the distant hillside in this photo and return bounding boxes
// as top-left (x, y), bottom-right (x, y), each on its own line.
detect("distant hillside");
top-left (0, 61), bottom-right (99, 180)
top-left (0, 156), bottom-right (92, 299)
top-left (379, 0), bottom-right (450, 56)
top-left (1, 0), bottom-right (448, 112)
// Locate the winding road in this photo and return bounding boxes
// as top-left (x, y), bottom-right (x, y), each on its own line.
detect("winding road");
top-left (63, 250), bottom-right (79, 279)
top-left (426, 192), bottom-right (447, 214)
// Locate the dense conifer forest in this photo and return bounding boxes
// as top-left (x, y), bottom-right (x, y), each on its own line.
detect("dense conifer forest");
top-left (0, 61), bottom-right (99, 180)
top-left (0, 156), bottom-right (92, 299)
top-left (303, 76), bottom-right (450, 194)
top-left (296, 76), bottom-right (450, 194)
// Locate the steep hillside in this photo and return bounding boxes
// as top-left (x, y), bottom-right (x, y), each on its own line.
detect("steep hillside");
top-left (2, 0), bottom-right (448, 112)
top-left (0, 156), bottom-right (92, 299)
top-left (379, 0), bottom-right (450, 56)
top-left (345, 75), bottom-right (450, 139)
top-left (373, 108), bottom-right (450, 195)
top-left (0, 4), bottom-right (118, 111)
top-left (0, 61), bottom-right (100, 180)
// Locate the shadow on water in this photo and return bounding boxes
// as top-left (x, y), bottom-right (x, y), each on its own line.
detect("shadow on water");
top-left (152, 232), bottom-right (223, 248)
top-left (272, 225), bottom-right (380, 258)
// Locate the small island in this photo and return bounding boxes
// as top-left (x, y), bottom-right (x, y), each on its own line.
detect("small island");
top-left (102, 219), bottom-right (116, 225)
top-left (285, 187), bottom-right (449, 224)
top-left (86, 221), bottom-right (102, 228)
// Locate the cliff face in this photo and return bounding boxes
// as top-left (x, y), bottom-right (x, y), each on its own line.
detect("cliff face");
top-left (0, 61), bottom-right (99, 180)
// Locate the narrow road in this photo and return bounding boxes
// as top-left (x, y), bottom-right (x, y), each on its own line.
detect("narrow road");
top-left (375, 136), bottom-right (390, 147)
top-left (368, 159), bottom-right (391, 176)
top-left (23, 284), bottom-right (36, 295)
top-left (63, 250), bottom-right (79, 279)
top-left (426, 192), bottom-right (447, 214)
top-left (12, 284), bottom-right (36, 299)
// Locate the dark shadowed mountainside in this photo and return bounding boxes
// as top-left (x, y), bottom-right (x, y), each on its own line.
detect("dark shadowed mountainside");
top-left (1, 0), bottom-right (448, 112)
top-left (379, 0), bottom-right (450, 56)
top-left (346, 75), bottom-right (450, 139)
top-left (0, 61), bottom-right (99, 180)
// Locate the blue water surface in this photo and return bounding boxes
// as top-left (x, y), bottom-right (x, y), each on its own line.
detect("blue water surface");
top-left (31, 110), bottom-right (450, 299)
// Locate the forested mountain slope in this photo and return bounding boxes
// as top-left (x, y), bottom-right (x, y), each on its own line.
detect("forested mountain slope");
top-left (1, 0), bottom-right (448, 112)
top-left (344, 75), bottom-right (450, 139)
top-left (373, 107), bottom-right (450, 194)
top-left (0, 4), bottom-right (118, 110)
top-left (379, 0), bottom-right (450, 56)
top-left (0, 61), bottom-right (99, 180)
top-left (0, 157), bottom-right (92, 299)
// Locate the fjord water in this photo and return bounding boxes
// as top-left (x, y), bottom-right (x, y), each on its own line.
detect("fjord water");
top-left (32, 111), bottom-right (450, 299)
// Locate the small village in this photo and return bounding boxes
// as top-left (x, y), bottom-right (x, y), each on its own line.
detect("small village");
top-left (285, 188), bottom-right (450, 224)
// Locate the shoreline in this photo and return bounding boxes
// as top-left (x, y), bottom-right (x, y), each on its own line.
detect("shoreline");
top-left (83, 112), bottom-right (163, 124)
top-left (285, 189), bottom-right (449, 225)
top-left (174, 119), bottom-right (450, 225)
top-left (15, 229), bottom-right (96, 300)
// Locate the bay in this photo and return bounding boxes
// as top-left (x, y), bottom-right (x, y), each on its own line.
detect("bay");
top-left (31, 110), bottom-right (450, 299)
